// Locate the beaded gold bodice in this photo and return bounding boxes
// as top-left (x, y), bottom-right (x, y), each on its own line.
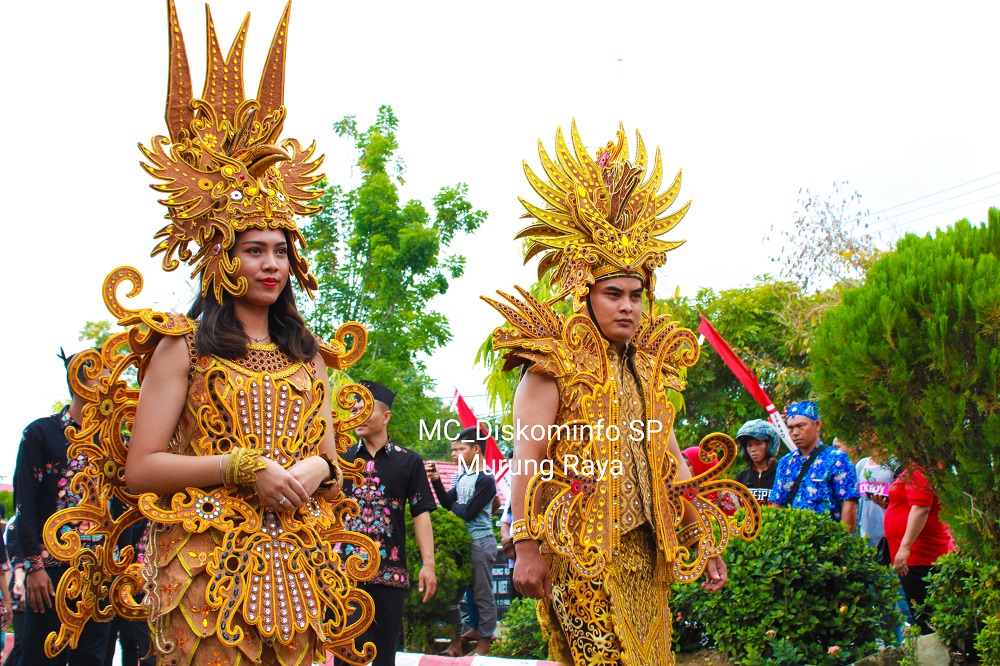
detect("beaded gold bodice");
top-left (41, 268), bottom-right (380, 665)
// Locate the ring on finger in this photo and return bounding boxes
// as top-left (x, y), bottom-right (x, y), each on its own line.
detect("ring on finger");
top-left (278, 496), bottom-right (288, 505)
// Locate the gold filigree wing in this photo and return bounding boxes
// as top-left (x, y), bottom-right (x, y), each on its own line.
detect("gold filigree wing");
top-left (140, 135), bottom-right (237, 273)
top-left (314, 536), bottom-right (378, 664)
top-left (482, 286), bottom-right (572, 377)
top-left (137, 487), bottom-right (261, 534)
top-left (522, 412), bottom-right (617, 579)
top-left (666, 434), bottom-right (762, 583)
top-left (42, 273), bottom-right (197, 655)
top-left (333, 383), bottom-right (374, 486)
top-left (318, 322), bottom-right (368, 371)
top-left (274, 138), bottom-right (325, 214)
top-left (42, 547), bottom-right (118, 657)
top-left (633, 313), bottom-right (699, 393)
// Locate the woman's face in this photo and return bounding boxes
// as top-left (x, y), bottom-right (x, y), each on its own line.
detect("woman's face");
top-left (232, 228), bottom-right (290, 308)
top-left (745, 438), bottom-right (770, 464)
top-left (588, 277), bottom-right (644, 345)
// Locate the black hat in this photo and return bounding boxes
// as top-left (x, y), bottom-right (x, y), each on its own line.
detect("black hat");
top-left (358, 380), bottom-right (397, 409)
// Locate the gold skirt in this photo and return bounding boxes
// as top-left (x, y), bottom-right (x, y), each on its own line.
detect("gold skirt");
top-left (539, 525), bottom-right (674, 666)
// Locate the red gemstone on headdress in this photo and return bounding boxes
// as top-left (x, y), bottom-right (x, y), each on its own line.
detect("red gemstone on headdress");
top-left (570, 480), bottom-right (583, 494)
top-left (597, 152), bottom-right (611, 167)
top-left (211, 244), bottom-right (221, 255)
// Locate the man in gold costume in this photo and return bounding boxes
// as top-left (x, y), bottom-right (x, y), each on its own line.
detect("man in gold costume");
top-left (39, 2), bottom-right (381, 665)
top-left (484, 122), bottom-right (762, 665)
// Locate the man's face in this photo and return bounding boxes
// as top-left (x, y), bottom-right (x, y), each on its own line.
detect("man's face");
top-left (351, 399), bottom-right (390, 439)
top-left (455, 441), bottom-right (479, 467)
top-left (787, 415), bottom-right (821, 450)
top-left (745, 437), bottom-right (770, 464)
top-left (449, 441), bottom-right (462, 463)
top-left (588, 277), bottom-right (644, 345)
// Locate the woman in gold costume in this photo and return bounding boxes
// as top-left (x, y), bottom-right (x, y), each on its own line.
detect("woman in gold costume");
top-left (41, 3), bottom-right (378, 665)
top-left (123, 227), bottom-right (366, 666)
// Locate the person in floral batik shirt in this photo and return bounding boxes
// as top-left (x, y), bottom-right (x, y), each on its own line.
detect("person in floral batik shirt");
top-left (770, 401), bottom-right (859, 531)
top-left (337, 380), bottom-right (438, 666)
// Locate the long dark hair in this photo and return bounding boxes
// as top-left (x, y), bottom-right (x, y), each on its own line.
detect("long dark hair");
top-left (188, 278), bottom-right (319, 362)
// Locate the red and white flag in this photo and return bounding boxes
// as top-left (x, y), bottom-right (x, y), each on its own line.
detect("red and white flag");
top-left (696, 315), bottom-right (795, 451)
top-left (453, 389), bottom-right (511, 499)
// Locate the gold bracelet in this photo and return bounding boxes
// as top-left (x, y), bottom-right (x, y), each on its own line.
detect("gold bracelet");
top-left (511, 519), bottom-right (534, 544)
top-left (678, 523), bottom-right (706, 549)
top-left (224, 447), bottom-right (267, 486)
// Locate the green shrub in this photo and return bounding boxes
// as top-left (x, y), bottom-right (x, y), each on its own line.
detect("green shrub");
top-left (402, 506), bottom-right (472, 652)
top-left (672, 506), bottom-right (899, 665)
top-left (492, 597), bottom-right (547, 659)
top-left (975, 613), bottom-right (1000, 666)
top-left (811, 208), bottom-right (1000, 562)
top-left (925, 550), bottom-right (1000, 659)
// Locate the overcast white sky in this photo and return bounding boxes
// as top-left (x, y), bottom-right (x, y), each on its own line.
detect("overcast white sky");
top-left (1, 1), bottom-right (997, 479)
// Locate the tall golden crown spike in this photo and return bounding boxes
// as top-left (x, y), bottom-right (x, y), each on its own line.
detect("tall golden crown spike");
top-left (516, 120), bottom-right (690, 312)
top-left (201, 5), bottom-right (250, 126)
top-left (148, 0), bottom-right (324, 301)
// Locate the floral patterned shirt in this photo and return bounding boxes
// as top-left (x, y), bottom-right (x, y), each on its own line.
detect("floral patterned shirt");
top-left (341, 438), bottom-right (437, 588)
top-left (770, 442), bottom-right (860, 521)
top-left (13, 407), bottom-right (102, 572)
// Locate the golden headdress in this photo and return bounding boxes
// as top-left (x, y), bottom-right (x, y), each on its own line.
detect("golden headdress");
top-left (141, 0), bottom-right (324, 301)
top-left (518, 120), bottom-right (690, 310)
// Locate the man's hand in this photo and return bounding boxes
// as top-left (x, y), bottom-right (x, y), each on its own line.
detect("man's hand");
top-left (701, 556), bottom-right (728, 592)
top-left (0, 596), bottom-right (12, 631)
top-left (424, 461), bottom-right (439, 482)
top-left (512, 541), bottom-right (552, 599)
top-left (26, 569), bottom-right (55, 613)
top-left (501, 535), bottom-right (516, 561)
top-left (418, 564), bottom-right (437, 603)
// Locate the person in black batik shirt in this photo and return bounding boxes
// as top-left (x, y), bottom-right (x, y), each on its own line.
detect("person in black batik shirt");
top-left (12, 351), bottom-right (111, 666)
top-left (336, 380), bottom-right (438, 666)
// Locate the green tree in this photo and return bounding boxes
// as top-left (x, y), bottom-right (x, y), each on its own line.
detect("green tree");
top-left (811, 209), bottom-right (1000, 560)
top-left (658, 280), bottom-right (819, 446)
top-left (302, 106), bottom-right (487, 459)
top-left (79, 320), bottom-right (116, 347)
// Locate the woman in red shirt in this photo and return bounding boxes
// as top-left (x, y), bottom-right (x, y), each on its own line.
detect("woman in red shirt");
top-left (882, 466), bottom-right (955, 634)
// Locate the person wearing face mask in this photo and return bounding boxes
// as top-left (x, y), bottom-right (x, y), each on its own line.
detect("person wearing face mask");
top-left (733, 419), bottom-right (781, 504)
top-left (484, 122), bottom-right (762, 665)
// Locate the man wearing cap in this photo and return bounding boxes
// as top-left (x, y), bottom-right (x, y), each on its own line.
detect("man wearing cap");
top-left (770, 401), bottom-right (859, 531)
top-left (338, 380), bottom-right (438, 666)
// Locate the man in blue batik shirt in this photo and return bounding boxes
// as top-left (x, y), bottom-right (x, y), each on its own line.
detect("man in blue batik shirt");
top-left (770, 401), bottom-right (859, 532)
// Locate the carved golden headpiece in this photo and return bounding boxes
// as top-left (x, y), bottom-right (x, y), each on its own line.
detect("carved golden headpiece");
top-left (140, 0), bottom-right (324, 301)
top-left (518, 121), bottom-right (689, 310)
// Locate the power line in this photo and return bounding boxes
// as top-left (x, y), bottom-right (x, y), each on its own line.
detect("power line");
top-left (868, 181), bottom-right (1000, 234)
top-left (858, 170), bottom-right (1000, 222)
top-left (874, 193), bottom-right (1000, 233)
